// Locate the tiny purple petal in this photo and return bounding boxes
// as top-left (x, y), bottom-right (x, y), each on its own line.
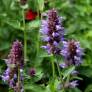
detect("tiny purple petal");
top-left (69, 80), bottom-right (78, 88)
top-left (59, 63), bottom-right (67, 68)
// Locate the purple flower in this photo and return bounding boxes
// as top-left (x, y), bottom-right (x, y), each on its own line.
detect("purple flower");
top-left (59, 63), bottom-right (67, 68)
top-left (29, 68), bottom-right (36, 77)
top-left (7, 40), bottom-right (23, 68)
top-left (63, 80), bottom-right (78, 89)
top-left (61, 40), bottom-right (83, 66)
top-left (69, 80), bottom-right (78, 88)
top-left (2, 68), bottom-right (10, 81)
top-left (2, 40), bottom-right (24, 92)
top-left (40, 9), bottom-right (64, 54)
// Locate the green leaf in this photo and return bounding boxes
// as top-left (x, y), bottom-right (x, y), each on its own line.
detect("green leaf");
top-left (2, 0), bottom-right (11, 9)
top-left (39, 53), bottom-right (53, 58)
top-left (62, 66), bottom-right (75, 79)
top-left (24, 84), bottom-right (47, 92)
top-left (37, 0), bottom-right (44, 12)
top-left (68, 88), bottom-right (82, 92)
top-left (27, 20), bottom-right (40, 30)
top-left (5, 20), bottom-right (21, 30)
top-left (0, 59), bottom-right (6, 74)
top-left (85, 84), bottom-right (92, 92)
top-left (0, 42), bottom-right (10, 51)
top-left (77, 66), bottom-right (92, 77)
top-left (86, 30), bottom-right (92, 38)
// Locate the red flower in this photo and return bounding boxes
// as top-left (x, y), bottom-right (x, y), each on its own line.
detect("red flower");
top-left (25, 9), bottom-right (37, 21)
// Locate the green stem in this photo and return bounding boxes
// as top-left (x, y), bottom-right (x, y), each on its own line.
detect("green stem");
top-left (50, 55), bottom-right (56, 92)
top-left (55, 57), bottom-right (63, 81)
top-left (52, 60), bottom-right (55, 78)
top-left (56, 61), bottom-right (62, 79)
top-left (36, 0), bottom-right (42, 57)
top-left (55, 57), bottom-right (66, 92)
top-left (18, 66), bottom-right (20, 92)
top-left (66, 74), bottom-right (70, 84)
top-left (51, 55), bottom-right (55, 79)
top-left (22, 9), bottom-right (27, 63)
top-left (36, 11), bottom-right (40, 57)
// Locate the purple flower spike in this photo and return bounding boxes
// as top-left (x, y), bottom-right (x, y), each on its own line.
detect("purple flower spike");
top-left (8, 40), bottom-right (23, 68)
top-left (2, 40), bottom-right (24, 92)
top-left (61, 40), bottom-right (83, 66)
top-left (40, 9), bottom-right (64, 54)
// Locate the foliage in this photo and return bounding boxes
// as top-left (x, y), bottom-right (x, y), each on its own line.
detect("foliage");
top-left (0, 0), bottom-right (92, 92)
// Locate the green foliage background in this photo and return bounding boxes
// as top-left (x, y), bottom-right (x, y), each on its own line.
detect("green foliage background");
top-left (0, 0), bottom-right (92, 92)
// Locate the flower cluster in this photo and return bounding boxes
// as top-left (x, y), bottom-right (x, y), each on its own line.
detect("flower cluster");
top-left (2, 40), bottom-right (24, 92)
top-left (58, 40), bottom-right (83, 89)
top-left (60, 40), bottom-right (83, 67)
top-left (7, 40), bottom-right (23, 68)
top-left (40, 9), bottom-right (84, 90)
top-left (40, 9), bottom-right (64, 54)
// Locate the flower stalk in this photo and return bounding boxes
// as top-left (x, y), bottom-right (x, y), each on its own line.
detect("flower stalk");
top-left (22, 9), bottom-right (27, 63)
top-left (18, 66), bottom-right (20, 92)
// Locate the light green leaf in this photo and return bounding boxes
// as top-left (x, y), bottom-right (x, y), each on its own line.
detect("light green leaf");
top-left (37, 0), bottom-right (44, 12)
top-left (27, 20), bottom-right (40, 30)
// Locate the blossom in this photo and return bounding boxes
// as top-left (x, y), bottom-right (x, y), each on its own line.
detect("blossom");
top-left (25, 9), bottom-right (37, 21)
top-left (40, 9), bottom-right (64, 54)
top-left (7, 40), bottom-right (23, 68)
top-left (63, 80), bottom-right (78, 88)
top-left (69, 80), bottom-right (78, 88)
top-left (60, 40), bottom-right (83, 66)
top-left (29, 68), bottom-right (36, 77)
top-left (57, 80), bottom-right (78, 90)
top-left (2, 40), bottom-right (24, 92)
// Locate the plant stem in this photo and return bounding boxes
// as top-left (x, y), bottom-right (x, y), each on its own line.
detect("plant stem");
top-left (18, 66), bottom-right (20, 92)
top-left (50, 55), bottom-right (56, 92)
top-left (56, 61), bottom-right (62, 79)
top-left (55, 57), bottom-right (63, 80)
top-left (22, 9), bottom-right (27, 63)
top-left (36, 0), bottom-right (42, 57)
top-left (51, 55), bottom-right (55, 79)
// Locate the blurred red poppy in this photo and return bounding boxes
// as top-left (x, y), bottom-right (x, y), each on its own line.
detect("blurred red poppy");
top-left (25, 9), bottom-right (37, 21)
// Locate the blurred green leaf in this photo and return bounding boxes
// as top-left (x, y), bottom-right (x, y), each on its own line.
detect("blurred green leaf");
top-left (77, 66), bottom-right (92, 77)
top-left (62, 66), bottom-right (75, 79)
top-left (5, 20), bottom-right (21, 30)
top-left (27, 20), bottom-right (40, 30)
top-left (37, 0), bottom-right (44, 12)
top-left (85, 84), bottom-right (92, 92)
